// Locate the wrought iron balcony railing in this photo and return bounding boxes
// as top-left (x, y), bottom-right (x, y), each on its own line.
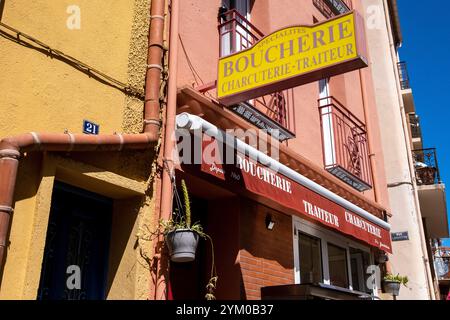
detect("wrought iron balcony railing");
top-left (216, 9), bottom-right (295, 139)
top-left (413, 148), bottom-right (442, 186)
top-left (397, 61), bottom-right (411, 90)
top-left (433, 247), bottom-right (450, 280)
top-left (409, 113), bottom-right (422, 139)
top-left (313, 0), bottom-right (352, 19)
top-left (319, 96), bottom-right (372, 192)
top-left (341, 0), bottom-right (353, 9)
top-left (218, 9), bottom-right (263, 56)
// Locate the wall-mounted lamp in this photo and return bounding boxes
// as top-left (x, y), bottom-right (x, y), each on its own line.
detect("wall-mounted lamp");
top-left (265, 214), bottom-right (275, 231)
top-left (376, 252), bottom-right (389, 264)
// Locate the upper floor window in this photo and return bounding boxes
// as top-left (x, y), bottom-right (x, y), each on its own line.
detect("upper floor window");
top-left (219, 0), bottom-right (253, 57)
top-left (217, 1), bottom-right (295, 141)
top-left (313, 0), bottom-right (352, 19)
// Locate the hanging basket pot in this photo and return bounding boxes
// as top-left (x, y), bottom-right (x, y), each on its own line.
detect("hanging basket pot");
top-left (165, 229), bottom-right (200, 263)
top-left (383, 280), bottom-right (401, 296)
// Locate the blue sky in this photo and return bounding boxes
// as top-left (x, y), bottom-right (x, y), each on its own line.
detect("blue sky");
top-left (397, 0), bottom-right (450, 246)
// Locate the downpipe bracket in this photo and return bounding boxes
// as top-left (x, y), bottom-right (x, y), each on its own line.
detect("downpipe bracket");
top-left (0, 205), bottom-right (14, 215)
top-left (0, 149), bottom-right (20, 160)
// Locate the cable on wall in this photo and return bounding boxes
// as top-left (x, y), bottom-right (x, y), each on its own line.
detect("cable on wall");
top-left (0, 22), bottom-right (145, 100)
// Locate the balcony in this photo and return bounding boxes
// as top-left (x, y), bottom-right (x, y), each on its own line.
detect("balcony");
top-left (433, 247), bottom-right (450, 281)
top-left (313, 0), bottom-right (352, 19)
top-left (408, 113), bottom-right (422, 150)
top-left (205, 9), bottom-right (296, 142)
top-left (413, 148), bottom-right (449, 238)
top-left (397, 61), bottom-right (411, 90)
top-left (397, 62), bottom-right (416, 113)
top-left (319, 97), bottom-right (372, 192)
top-left (413, 148), bottom-right (441, 186)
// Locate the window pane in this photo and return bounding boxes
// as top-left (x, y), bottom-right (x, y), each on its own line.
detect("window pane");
top-left (327, 243), bottom-right (349, 288)
top-left (298, 233), bottom-right (323, 284)
top-left (350, 248), bottom-right (372, 293)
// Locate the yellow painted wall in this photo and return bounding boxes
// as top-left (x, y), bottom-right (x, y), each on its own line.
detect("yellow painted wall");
top-left (0, 0), bottom-right (136, 135)
top-left (0, 0), bottom-right (160, 299)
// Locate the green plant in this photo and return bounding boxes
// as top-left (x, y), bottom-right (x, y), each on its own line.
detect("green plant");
top-left (182, 179), bottom-right (191, 228)
top-left (160, 179), bottom-right (204, 235)
top-left (384, 273), bottom-right (409, 287)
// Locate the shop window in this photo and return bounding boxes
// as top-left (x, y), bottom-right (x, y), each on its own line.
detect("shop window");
top-left (327, 243), bottom-right (349, 288)
top-left (298, 233), bottom-right (323, 284)
top-left (350, 248), bottom-right (372, 294)
top-left (293, 218), bottom-right (376, 295)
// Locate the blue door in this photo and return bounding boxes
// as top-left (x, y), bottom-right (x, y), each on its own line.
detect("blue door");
top-left (37, 182), bottom-right (113, 300)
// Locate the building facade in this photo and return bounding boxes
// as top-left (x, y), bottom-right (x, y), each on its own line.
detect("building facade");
top-left (433, 244), bottom-right (450, 300)
top-left (362, 0), bottom-right (434, 300)
top-left (170, 0), bottom-right (393, 300)
top-left (0, 0), bottom-right (165, 299)
top-left (363, 0), bottom-right (449, 300)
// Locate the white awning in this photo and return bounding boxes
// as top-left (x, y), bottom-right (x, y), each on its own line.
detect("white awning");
top-left (176, 113), bottom-right (391, 231)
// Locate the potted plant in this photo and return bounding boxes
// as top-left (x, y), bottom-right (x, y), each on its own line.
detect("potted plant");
top-left (416, 166), bottom-right (436, 185)
top-left (383, 273), bottom-right (409, 297)
top-left (162, 179), bottom-right (203, 263)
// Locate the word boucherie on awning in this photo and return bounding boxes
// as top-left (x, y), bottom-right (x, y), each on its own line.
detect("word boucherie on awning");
top-left (176, 113), bottom-right (392, 253)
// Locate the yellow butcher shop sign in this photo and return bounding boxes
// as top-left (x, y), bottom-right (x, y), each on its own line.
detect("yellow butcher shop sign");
top-left (217, 11), bottom-right (368, 106)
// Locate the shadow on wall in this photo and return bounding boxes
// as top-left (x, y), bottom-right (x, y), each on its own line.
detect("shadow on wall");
top-left (70, 151), bottom-right (155, 183)
top-left (0, 22), bottom-right (143, 100)
top-left (106, 196), bottom-right (143, 299)
top-left (0, 152), bottom-right (44, 286)
top-left (169, 195), bottom-right (209, 300)
top-left (169, 194), bottom-right (244, 300)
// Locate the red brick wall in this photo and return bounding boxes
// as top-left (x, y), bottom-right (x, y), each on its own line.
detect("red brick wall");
top-left (239, 200), bottom-right (295, 300)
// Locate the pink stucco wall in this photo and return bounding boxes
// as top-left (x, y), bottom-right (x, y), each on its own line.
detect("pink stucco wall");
top-left (176, 0), bottom-right (390, 210)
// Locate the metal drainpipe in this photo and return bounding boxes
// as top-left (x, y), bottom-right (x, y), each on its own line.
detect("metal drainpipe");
top-left (154, 0), bottom-right (179, 301)
top-left (145, 0), bottom-right (166, 134)
top-left (0, 0), bottom-right (167, 286)
top-left (358, 58), bottom-right (395, 281)
top-left (0, 148), bottom-right (20, 280)
top-left (358, 69), bottom-right (381, 205)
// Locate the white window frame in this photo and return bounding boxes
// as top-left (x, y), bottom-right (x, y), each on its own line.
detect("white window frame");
top-left (319, 78), bottom-right (336, 167)
top-left (221, 0), bottom-right (251, 57)
top-left (292, 216), bottom-right (378, 296)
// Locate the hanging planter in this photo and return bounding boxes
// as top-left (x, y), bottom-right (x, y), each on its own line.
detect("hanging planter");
top-left (161, 179), bottom-right (202, 263)
top-left (383, 280), bottom-right (401, 296)
top-left (165, 228), bottom-right (199, 262)
top-left (383, 274), bottom-right (408, 298)
top-left (158, 179), bottom-right (219, 300)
